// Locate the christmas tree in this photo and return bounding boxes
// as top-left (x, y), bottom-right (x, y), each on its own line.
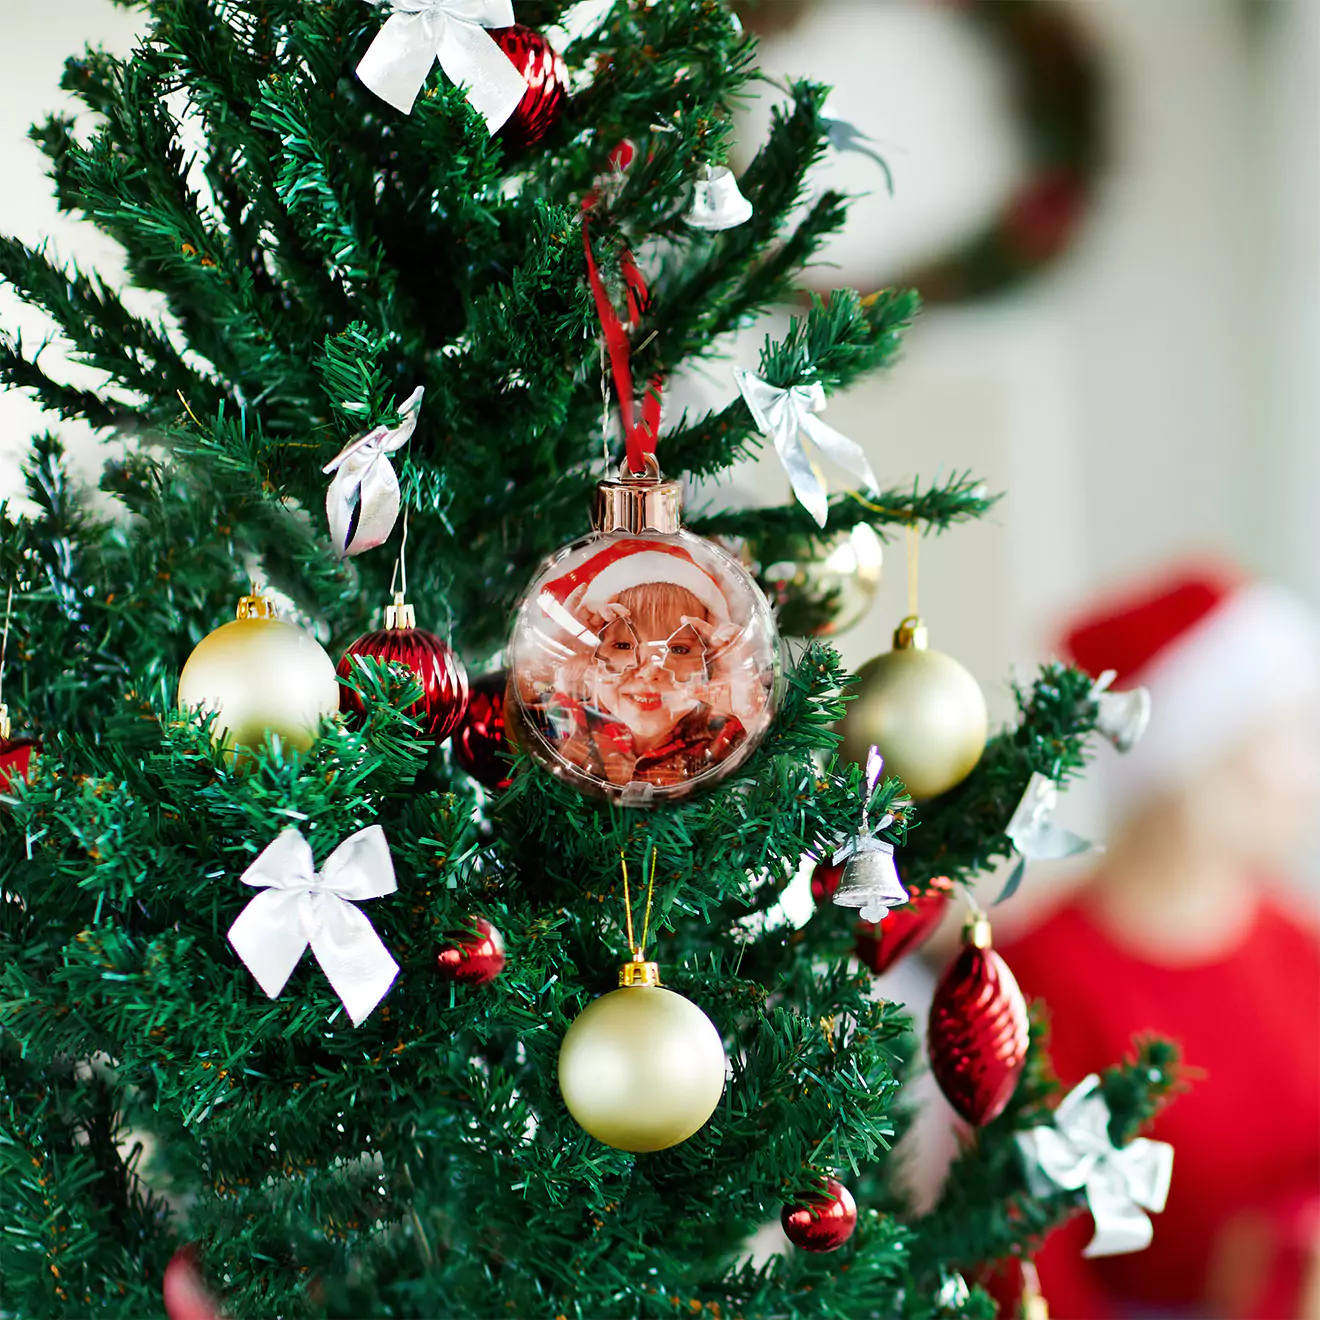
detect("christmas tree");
top-left (0, 3), bottom-right (1180, 1316)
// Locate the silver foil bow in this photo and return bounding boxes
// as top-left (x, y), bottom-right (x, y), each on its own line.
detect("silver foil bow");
top-left (687, 165), bottom-right (753, 231)
top-left (996, 771), bottom-right (1095, 903)
top-left (323, 386), bottom-right (423, 557)
top-left (356, 0), bottom-right (529, 122)
top-left (734, 370), bottom-right (878, 528)
top-left (1017, 1074), bottom-right (1174, 1258)
top-left (1091, 669), bottom-right (1153, 753)
top-left (822, 100), bottom-right (894, 193)
top-left (228, 826), bottom-right (400, 1026)
top-left (832, 746), bottom-right (909, 923)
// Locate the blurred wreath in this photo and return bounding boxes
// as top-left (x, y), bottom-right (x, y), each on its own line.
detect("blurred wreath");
top-left (736, 0), bottom-right (1106, 302)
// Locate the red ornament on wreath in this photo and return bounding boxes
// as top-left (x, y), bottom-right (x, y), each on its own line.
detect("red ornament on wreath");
top-left (928, 913), bottom-right (1029, 1126)
top-left (436, 916), bottom-right (506, 986)
top-left (854, 874), bottom-right (955, 974)
top-left (781, 1176), bottom-right (858, 1252)
top-left (492, 25), bottom-right (567, 150)
top-left (452, 669), bottom-right (512, 790)
top-left (338, 595), bottom-right (468, 746)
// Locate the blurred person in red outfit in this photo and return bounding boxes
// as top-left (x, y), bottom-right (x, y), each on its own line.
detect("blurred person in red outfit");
top-left (1001, 566), bottom-right (1320, 1320)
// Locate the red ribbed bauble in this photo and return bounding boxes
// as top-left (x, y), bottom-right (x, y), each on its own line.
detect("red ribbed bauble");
top-left (781, 1177), bottom-right (858, 1252)
top-left (436, 916), bottom-right (506, 986)
top-left (928, 916), bottom-right (1029, 1126)
top-left (338, 596), bottom-right (468, 746)
top-left (452, 669), bottom-right (512, 789)
top-left (854, 874), bottom-right (954, 974)
top-left (810, 857), bottom-right (844, 905)
top-left (492, 25), bottom-right (567, 149)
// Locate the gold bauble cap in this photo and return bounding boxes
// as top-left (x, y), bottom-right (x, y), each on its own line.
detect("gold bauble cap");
top-left (618, 958), bottom-right (662, 987)
top-left (593, 455), bottom-right (682, 535)
top-left (236, 594), bottom-right (277, 621)
top-left (965, 914), bottom-right (993, 950)
top-left (892, 614), bottom-right (929, 650)
top-left (0, 703), bottom-right (10, 741)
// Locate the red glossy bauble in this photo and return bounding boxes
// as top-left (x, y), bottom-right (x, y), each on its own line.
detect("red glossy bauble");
top-left (492, 25), bottom-right (568, 150)
top-left (338, 607), bottom-right (468, 746)
top-left (854, 875), bottom-right (954, 974)
top-left (436, 916), bottom-right (506, 986)
top-left (0, 737), bottom-right (37, 792)
top-left (781, 1177), bottom-right (858, 1252)
top-left (928, 918), bottom-right (1029, 1126)
top-left (451, 669), bottom-right (511, 789)
top-left (810, 857), bottom-right (844, 905)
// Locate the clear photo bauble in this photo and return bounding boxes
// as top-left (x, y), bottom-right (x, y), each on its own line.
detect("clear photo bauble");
top-left (507, 461), bottom-right (782, 805)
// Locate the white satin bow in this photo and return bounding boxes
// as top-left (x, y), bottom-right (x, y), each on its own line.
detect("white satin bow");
top-left (228, 826), bottom-right (400, 1026)
top-left (356, 0), bottom-right (528, 123)
top-left (734, 370), bottom-right (878, 527)
top-left (1017, 1074), bottom-right (1174, 1258)
top-left (323, 386), bottom-right (423, 558)
top-left (994, 770), bottom-right (1095, 903)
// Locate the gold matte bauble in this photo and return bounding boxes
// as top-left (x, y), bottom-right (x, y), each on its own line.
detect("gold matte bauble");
top-left (838, 616), bottom-right (987, 800)
top-left (178, 596), bottom-right (339, 755)
top-left (557, 965), bottom-right (727, 1152)
top-left (748, 524), bottom-right (883, 638)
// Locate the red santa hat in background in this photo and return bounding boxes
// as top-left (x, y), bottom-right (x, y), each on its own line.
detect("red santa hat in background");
top-left (1062, 563), bottom-right (1320, 802)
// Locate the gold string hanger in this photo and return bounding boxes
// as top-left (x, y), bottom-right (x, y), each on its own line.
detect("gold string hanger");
top-left (618, 847), bottom-right (660, 987)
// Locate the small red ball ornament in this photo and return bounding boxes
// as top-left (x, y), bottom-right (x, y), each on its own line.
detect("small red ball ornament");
top-left (781, 1177), bottom-right (858, 1252)
top-left (854, 874), bottom-right (954, 974)
top-left (451, 669), bottom-right (512, 789)
top-left (810, 857), bottom-right (844, 905)
top-left (928, 915), bottom-right (1029, 1126)
top-left (338, 596), bottom-right (468, 746)
top-left (492, 25), bottom-right (567, 150)
top-left (436, 916), bottom-right (506, 986)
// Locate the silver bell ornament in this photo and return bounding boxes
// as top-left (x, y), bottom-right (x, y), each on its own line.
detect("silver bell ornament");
top-left (1091, 671), bottom-right (1152, 752)
top-left (831, 747), bottom-right (909, 923)
top-left (687, 165), bottom-right (753, 231)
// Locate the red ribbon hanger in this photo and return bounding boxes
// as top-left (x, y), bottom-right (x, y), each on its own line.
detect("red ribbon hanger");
top-left (582, 142), bottom-right (664, 475)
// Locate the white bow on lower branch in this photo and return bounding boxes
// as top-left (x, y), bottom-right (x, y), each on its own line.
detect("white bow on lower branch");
top-left (734, 370), bottom-right (877, 527)
top-left (356, 0), bottom-right (529, 123)
top-left (1017, 1074), bottom-right (1174, 1258)
top-left (323, 386), bottom-right (423, 558)
top-left (228, 825), bottom-right (400, 1026)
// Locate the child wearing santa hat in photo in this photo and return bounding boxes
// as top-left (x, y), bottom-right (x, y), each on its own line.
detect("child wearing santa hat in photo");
top-left (1001, 565), bottom-right (1320, 1320)
top-left (518, 539), bottom-right (771, 791)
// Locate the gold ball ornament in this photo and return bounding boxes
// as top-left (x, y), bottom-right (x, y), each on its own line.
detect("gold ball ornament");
top-left (558, 959), bottom-right (727, 1152)
top-left (178, 595), bottom-right (339, 755)
top-left (838, 616), bottom-right (987, 800)
top-left (748, 523), bottom-right (883, 638)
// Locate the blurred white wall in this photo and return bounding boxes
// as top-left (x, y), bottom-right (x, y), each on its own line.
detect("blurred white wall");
top-left (1, 0), bottom-right (1317, 899)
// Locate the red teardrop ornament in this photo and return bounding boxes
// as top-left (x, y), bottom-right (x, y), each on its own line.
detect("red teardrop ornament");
top-left (338, 613), bottom-right (468, 746)
top-left (855, 875), bottom-right (954, 974)
top-left (436, 916), bottom-right (506, 986)
top-left (491, 25), bottom-right (568, 150)
top-left (451, 670), bottom-right (512, 789)
top-left (781, 1177), bottom-right (858, 1253)
top-left (928, 918), bottom-right (1029, 1126)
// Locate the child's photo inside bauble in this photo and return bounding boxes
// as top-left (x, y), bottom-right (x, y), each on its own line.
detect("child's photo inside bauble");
top-left (510, 536), bottom-right (779, 798)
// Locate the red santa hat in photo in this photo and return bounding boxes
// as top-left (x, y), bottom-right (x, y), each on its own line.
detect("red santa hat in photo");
top-left (1062, 563), bottom-right (1320, 801)
top-left (539, 539), bottom-right (732, 626)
